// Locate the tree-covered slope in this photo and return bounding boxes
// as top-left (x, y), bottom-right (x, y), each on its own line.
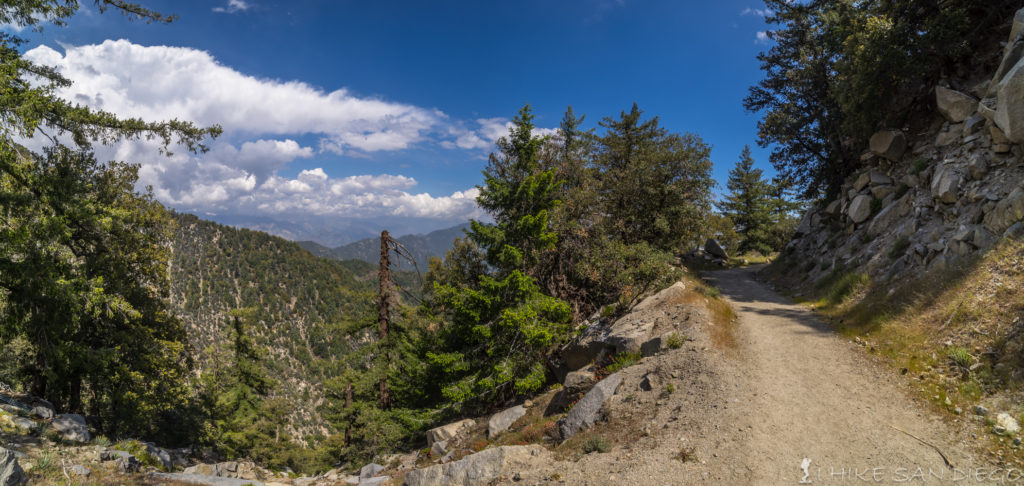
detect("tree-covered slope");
top-left (168, 212), bottom-right (378, 441)
top-left (299, 223), bottom-right (469, 270)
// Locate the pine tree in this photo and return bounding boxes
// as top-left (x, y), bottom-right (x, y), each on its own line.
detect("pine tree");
top-left (595, 103), bottom-right (714, 252)
top-left (0, 1), bottom-right (219, 443)
top-left (428, 105), bottom-right (572, 409)
top-left (717, 145), bottom-right (773, 255)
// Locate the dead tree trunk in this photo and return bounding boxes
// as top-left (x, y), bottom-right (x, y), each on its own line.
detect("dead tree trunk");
top-left (378, 230), bottom-right (392, 410)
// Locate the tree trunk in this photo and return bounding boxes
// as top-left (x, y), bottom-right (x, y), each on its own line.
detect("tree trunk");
top-left (378, 231), bottom-right (392, 410)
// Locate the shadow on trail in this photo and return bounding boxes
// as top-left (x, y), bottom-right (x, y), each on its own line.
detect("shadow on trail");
top-left (704, 266), bottom-right (834, 336)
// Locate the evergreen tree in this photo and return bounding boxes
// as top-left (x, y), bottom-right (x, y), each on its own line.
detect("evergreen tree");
top-left (208, 309), bottom-right (275, 460)
top-left (0, 1), bottom-right (219, 443)
top-left (428, 105), bottom-right (572, 409)
top-left (717, 146), bottom-right (773, 255)
top-left (595, 103), bottom-right (714, 252)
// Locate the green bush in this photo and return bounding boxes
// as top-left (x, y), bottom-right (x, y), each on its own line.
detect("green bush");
top-left (604, 351), bottom-right (642, 374)
top-left (582, 437), bottom-right (611, 453)
top-left (666, 333), bottom-right (685, 349)
top-left (947, 347), bottom-right (973, 368)
top-left (887, 238), bottom-right (910, 259)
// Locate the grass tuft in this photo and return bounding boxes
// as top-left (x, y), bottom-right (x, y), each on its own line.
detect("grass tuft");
top-left (582, 437), bottom-right (611, 454)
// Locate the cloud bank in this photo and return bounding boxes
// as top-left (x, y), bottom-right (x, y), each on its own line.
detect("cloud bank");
top-left (22, 39), bottom-right (507, 228)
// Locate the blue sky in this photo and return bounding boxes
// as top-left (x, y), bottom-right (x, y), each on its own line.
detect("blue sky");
top-left (14, 0), bottom-right (776, 244)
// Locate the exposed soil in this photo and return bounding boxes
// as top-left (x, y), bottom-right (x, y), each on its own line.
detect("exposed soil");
top-left (508, 266), bottom-right (990, 485)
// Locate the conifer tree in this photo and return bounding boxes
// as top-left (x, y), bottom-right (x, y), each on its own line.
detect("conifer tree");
top-left (718, 145), bottom-right (773, 255)
top-left (428, 105), bottom-right (571, 409)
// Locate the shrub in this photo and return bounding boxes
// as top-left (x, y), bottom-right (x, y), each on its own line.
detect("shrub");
top-left (603, 351), bottom-right (642, 375)
top-left (912, 158), bottom-right (929, 175)
top-left (666, 333), bottom-right (685, 349)
top-left (887, 238), bottom-right (910, 260)
top-left (582, 437), bottom-right (611, 454)
top-left (947, 347), bottom-right (973, 368)
top-left (870, 197), bottom-right (883, 215)
top-left (697, 285), bottom-right (720, 299)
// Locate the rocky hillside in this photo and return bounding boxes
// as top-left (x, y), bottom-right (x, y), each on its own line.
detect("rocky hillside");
top-left (169, 212), bottom-right (379, 441)
top-left (777, 10), bottom-right (1024, 288)
top-left (299, 223), bottom-right (469, 271)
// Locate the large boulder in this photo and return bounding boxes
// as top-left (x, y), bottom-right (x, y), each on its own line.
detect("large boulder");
top-left (847, 195), bottom-right (873, 224)
top-left (984, 187), bottom-right (1024, 235)
top-left (0, 448), bottom-right (27, 486)
top-left (869, 130), bottom-right (906, 161)
top-left (51, 414), bottom-right (90, 443)
top-left (867, 194), bottom-right (913, 237)
top-left (403, 445), bottom-right (548, 486)
top-left (995, 58), bottom-right (1024, 144)
top-left (557, 372), bottom-right (622, 441)
top-left (930, 165), bottom-right (960, 204)
top-left (359, 463), bottom-right (385, 480)
top-left (704, 238), bottom-right (728, 259)
top-left (487, 405), bottom-right (526, 438)
top-left (935, 86), bottom-right (977, 122)
top-left (426, 419), bottom-right (475, 447)
top-left (102, 450), bottom-right (141, 474)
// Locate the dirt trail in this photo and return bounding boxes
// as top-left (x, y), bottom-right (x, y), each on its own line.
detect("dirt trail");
top-left (700, 266), bottom-right (982, 484)
top-left (529, 266), bottom-right (987, 485)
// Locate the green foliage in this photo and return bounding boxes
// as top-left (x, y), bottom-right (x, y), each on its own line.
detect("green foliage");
top-left (427, 106), bottom-right (573, 409)
top-left (595, 103), bottom-right (714, 252)
top-left (582, 436), bottom-right (611, 454)
top-left (888, 238), bottom-right (910, 260)
top-left (604, 351), bottom-right (642, 375)
top-left (745, 0), bottom-right (1013, 199)
top-left (0, 0), bottom-right (219, 446)
top-left (666, 333), bottom-right (684, 350)
top-left (697, 285), bottom-right (721, 299)
top-left (718, 145), bottom-right (774, 255)
top-left (947, 347), bottom-right (973, 369)
top-left (870, 197), bottom-right (883, 215)
top-left (912, 158), bottom-right (930, 175)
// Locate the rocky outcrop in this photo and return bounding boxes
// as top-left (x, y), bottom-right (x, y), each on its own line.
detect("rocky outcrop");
top-left (984, 7), bottom-right (1024, 143)
top-left (403, 445), bottom-right (548, 486)
top-left (930, 164), bottom-right (961, 204)
top-left (560, 282), bottom-right (690, 369)
top-left (936, 86), bottom-right (978, 123)
top-left (51, 414), bottom-right (90, 443)
top-left (704, 238), bottom-right (728, 259)
top-left (557, 372), bottom-right (622, 441)
top-left (487, 405), bottom-right (526, 438)
top-left (869, 130), bottom-right (906, 160)
top-left (426, 419), bottom-right (474, 447)
top-left (0, 448), bottom-right (27, 486)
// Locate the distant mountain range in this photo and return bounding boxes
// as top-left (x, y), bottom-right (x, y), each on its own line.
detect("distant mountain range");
top-left (299, 223), bottom-right (470, 270)
top-left (202, 213), bottom-right (474, 248)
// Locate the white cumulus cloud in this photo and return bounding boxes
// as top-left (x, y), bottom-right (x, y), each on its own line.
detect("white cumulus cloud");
top-left (213, 0), bottom-right (251, 13)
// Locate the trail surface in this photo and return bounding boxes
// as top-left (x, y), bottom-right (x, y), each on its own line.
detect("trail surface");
top-left (535, 266), bottom-right (984, 485)
top-left (698, 266), bottom-right (980, 484)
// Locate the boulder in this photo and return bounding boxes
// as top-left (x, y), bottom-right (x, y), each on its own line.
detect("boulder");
top-left (487, 405), bottom-right (526, 438)
top-left (51, 413), bottom-right (90, 443)
top-left (149, 473), bottom-right (264, 486)
top-left (430, 440), bottom-right (448, 458)
top-left (426, 419), bottom-right (474, 447)
top-left (30, 405), bottom-right (53, 421)
top-left (930, 166), bottom-right (960, 204)
top-left (847, 195), bottom-right (873, 224)
top-left (997, 412), bottom-right (1021, 435)
top-left (968, 155), bottom-right (988, 180)
top-left (984, 187), bottom-right (1024, 235)
top-left (867, 169), bottom-right (892, 186)
top-left (963, 114), bottom-right (986, 135)
top-left (935, 128), bottom-right (959, 147)
top-left (563, 370), bottom-right (597, 394)
top-left (853, 172), bottom-right (871, 191)
top-left (995, 58), bottom-right (1024, 144)
top-left (11, 417), bottom-right (35, 434)
top-left (102, 450), bottom-right (141, 474)
top-left (704, 238), bottom-right (728, 259)
top-left (870, 185), bottom-right (895, 200)
top-left (0, 447), bottom-right (27, 486)
top-left (359, 463), bottom-right (385, 480)
top-left (824, 200), bottom-right (841, 217)
top-left (869, 130), bottom-right (906, 161)
top-left (403, 445), bottom-right (548, 486)
top-left (867, 195), bottom-right (912, 237)
top-left (557, 372), bottom-right (622, 441)
top-left (935, 86), bottom-right (978, 123)
top-left (69, 465), bottom-right (91, 478)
